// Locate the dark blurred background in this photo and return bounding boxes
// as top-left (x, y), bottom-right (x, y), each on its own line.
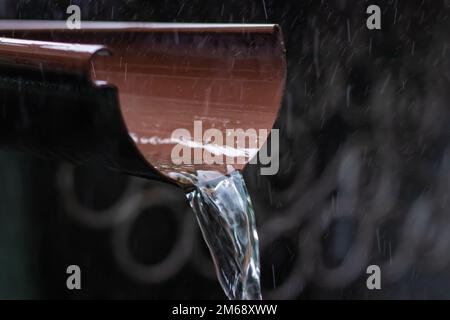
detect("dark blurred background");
top-left (0, 0), bottom-right (449, 299)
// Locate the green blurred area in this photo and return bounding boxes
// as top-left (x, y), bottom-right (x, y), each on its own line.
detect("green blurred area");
top-left (0, 151), bottom-right (37, 299)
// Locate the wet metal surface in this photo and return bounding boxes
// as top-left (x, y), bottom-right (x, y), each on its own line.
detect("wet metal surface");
top-left (0, 21), bottom-right (286, 178)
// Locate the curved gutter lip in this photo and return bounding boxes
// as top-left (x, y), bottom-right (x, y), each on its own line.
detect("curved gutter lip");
top-left (0, 37), bottom-right (105, 54)
top-left (0, 36), bottom-right (111, 77)
top-left (0, 20), bottom-right (279, 33)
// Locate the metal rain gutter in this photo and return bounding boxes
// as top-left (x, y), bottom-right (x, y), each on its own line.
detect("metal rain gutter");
top-left (0, 20), bottom-right (286, 183)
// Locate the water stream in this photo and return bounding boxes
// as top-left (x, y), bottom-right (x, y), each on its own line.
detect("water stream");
top-left (169, 170), bottom-right (261, 300)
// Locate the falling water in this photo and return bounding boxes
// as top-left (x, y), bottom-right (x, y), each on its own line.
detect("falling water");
top-left (169, 170), bottom-right (261, 300)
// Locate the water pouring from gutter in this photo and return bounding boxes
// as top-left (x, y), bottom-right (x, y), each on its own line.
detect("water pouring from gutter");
top-left (0, 21), bottom-right (286, 299)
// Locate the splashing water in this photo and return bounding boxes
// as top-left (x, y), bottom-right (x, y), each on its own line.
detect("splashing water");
top-left (169, 170), bottom-right (261, 300)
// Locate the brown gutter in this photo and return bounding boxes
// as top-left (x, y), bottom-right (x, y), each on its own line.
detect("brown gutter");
top-left (0, 37), bottom-right (110, 76)
top-left (0, 21), bottom-right (286, 181)
top-left (0, 20), bottom-right (277, 33)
